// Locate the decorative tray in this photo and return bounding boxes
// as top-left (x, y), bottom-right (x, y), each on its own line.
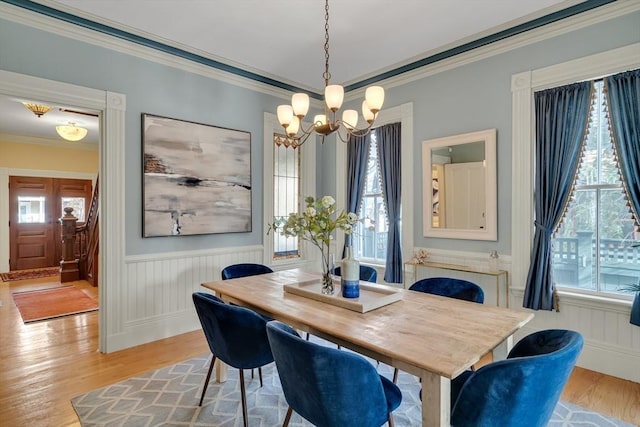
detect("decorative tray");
top-left (283, 277), bottom-right (402, 313)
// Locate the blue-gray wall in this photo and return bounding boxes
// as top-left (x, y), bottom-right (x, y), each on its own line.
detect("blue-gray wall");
top-left (1, 10), bottom-right (639, 257)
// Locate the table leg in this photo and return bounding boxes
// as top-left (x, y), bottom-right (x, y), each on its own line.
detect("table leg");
top-left (421, 370), bottom-right (451, 426)
top-left (215, 358), bottom-right (228, 383)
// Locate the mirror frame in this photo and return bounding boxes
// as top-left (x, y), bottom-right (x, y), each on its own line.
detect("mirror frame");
top-left (422, 128), bottom-right (497, 240)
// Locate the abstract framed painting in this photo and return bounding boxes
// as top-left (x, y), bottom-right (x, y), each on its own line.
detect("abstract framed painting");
top-left (142, 114), bottom-right (251, 237)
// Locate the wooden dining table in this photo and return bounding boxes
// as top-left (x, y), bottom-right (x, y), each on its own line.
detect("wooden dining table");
top-left (201, 268), bottom-right (534, 426)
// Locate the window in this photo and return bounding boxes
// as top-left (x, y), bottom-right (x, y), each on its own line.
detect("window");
top-left (353, 131), bottom-right (389, 263)
top-left (272, 134), bottom-right (301, 260)
top-left (61, 197), bottom-right (86, 222)
top-left (18, 196), bottom-right (46, 223)
top-left (552, 81), bottom-right (640, 294)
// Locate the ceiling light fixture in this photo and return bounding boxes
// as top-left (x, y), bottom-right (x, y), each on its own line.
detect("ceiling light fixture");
top-left (23, 102), bottom-right (53, 118)
top-left (276, 0), bottom-right (384, 147)
top-left (56, 122), bottom-right (88, 142)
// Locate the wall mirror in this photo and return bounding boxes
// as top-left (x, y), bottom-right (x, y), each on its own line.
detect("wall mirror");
top-left (422, 128), bottom-right (497, 240)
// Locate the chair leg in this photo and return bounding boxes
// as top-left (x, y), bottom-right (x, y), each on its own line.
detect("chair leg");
top-left (392, 368), bottom-right (398, 384)
top-left (388, 414), bottom-right (395, 427)
top-left (283, 406), bottom-right (293, 427)
top-left (258, 366), bottom-right (263, 387)
top-left (240, 370), bottom-right (248, 427)
top-left (199, 355), bottom-right (216, 406)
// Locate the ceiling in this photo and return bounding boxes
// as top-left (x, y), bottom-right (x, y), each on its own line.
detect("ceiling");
top-left (1, 0), bottom-right (592, 145)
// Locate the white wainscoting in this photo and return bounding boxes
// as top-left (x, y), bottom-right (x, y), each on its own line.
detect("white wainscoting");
top-left (510, 288), bottom-right (640, 384)
top-left (109, 245), bottom-right (266, 352)
top-left (411, 248), bottom-right (640, 383)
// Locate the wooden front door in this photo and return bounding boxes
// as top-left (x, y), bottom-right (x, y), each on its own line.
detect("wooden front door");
top-left (9, 176), bottom-right (92, 271)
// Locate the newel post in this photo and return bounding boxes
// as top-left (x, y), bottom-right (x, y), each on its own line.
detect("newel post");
top-left (59, 206), bottom-right (80, 282)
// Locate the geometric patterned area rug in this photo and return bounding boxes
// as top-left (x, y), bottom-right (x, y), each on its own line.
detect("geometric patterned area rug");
top-left (12, 286), bottom-right (98, 323)
top-left (1, 266), bottom-right (60, 282)
top-left (71, 344), bottom-right (635, 426)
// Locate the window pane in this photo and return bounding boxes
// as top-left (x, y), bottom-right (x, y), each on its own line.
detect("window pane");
top-left (553, 190), bottom-right (596, 291)
top-left (61, 197), bottom-right (86, 222)
top-left (18, 196), bottom-right (46, 223)
top-left (598, 188), bottom-right (640, 292)
top-left (354, 132), bottom-right (388, 263)
top-left (273, 136), bottom-right (300, 259)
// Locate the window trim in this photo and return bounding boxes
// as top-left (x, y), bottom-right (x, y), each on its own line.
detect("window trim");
top-left (511, 43), bottom-right (640, 295)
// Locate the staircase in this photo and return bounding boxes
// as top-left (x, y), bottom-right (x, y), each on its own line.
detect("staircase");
top-left (77, 177), bottom-right (99, 286)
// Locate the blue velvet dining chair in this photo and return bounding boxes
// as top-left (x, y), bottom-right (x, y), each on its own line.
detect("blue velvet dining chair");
top-left (446, 329), bottom-right (583, 427)
top-left (333, 265), bottom-right (378, 283)
top-left (221, 262), bottom-right (273, 280)
top-left (266, 320), bottom-right (402, 427)
top-left (395, 277), bottom-right (485, 382)
top-left (192, 292), bottom-right (274, 427)
top-left (409, 276), bottom-right (485, 304)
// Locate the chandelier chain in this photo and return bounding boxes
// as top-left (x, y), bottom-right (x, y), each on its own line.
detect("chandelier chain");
top-left (323, 0), bottom-right (331, 85)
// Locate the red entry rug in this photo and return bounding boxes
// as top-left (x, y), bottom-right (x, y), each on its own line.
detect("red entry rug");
top-left (1, 267), bottom-right (60, 282)
top-left (12, 286), bottom-right (98, 323)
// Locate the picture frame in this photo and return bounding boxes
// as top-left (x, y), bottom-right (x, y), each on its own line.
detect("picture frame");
top-left (142, 114), bottom-right (251, 237)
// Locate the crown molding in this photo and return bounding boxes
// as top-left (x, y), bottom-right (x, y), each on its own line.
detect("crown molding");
top-left (1, 0), bottom-right (638, 99)
top-left (0, 1), bottom-right (298, 101)
top-left (373, 0), bottom-right (640, 92)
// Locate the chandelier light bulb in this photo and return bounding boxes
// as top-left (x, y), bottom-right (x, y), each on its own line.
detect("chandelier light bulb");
top-left (287, 116), bottom-right (300, 136)
top-left (342, 110), bottom-right (358, 130)
top-left (277, 105), bottom-right (294, 127)
top-left (291, 93), bottom-right (310, 118)
top-left (362, 101), bottom-right (375, 123)
top-left (365, 86), bottom-right (385, 113)
top-left (324, 85), bottom-right (344, 112)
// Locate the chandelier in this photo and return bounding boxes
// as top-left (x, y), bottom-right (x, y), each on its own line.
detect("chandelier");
top-left (56, 122), bottom-right (88, 142)
top-left (276, 0), bottom-right (384, 146)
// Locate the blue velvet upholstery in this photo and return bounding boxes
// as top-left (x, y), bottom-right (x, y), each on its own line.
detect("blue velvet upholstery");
top-left (409, 277), bottom-right (484, 304)
top-left (267, 321), bottom-right (402, 427)
top-left (192, 292), bottom-right (274, 427)
top-left (221, 263), bottom-right (273, 280)
top-left (449, 329), bottom-right (583, 427)
top-left (333, 265), bottom-right (378, 283)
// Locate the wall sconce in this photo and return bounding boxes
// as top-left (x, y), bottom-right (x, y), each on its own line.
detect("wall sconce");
top-left (56, 122), bottom-right (88, 142)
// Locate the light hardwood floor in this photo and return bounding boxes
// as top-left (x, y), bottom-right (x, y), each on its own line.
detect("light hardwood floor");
top-left (0, 277), bottom-right (638, 426)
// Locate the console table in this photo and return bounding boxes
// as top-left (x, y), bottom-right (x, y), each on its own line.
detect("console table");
top-left (404, 261), bottom-right (509, 307)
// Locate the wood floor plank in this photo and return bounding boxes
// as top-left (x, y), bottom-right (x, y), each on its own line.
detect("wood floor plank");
top-left (0, 277), bottom-right (638, 425)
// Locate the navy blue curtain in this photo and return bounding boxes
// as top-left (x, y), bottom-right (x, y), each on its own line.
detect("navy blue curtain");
top-left (523, 82), bottom-right (592, 310)
top-left (377, 123), bottom-right (403, 283)
top-left (605, 69), bottom-right (640, 235)
top-left (344, 134), bottom-right (370, 256)
top-left (605, 69), bottom-right (640, 326)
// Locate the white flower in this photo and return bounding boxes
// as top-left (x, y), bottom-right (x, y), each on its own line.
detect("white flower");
top-left (347, 212), bottom-right (358, 222)
top-left (306, 207), bottom-right (316, 216)
top-left (321, 196), bottom-right (335, 208)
